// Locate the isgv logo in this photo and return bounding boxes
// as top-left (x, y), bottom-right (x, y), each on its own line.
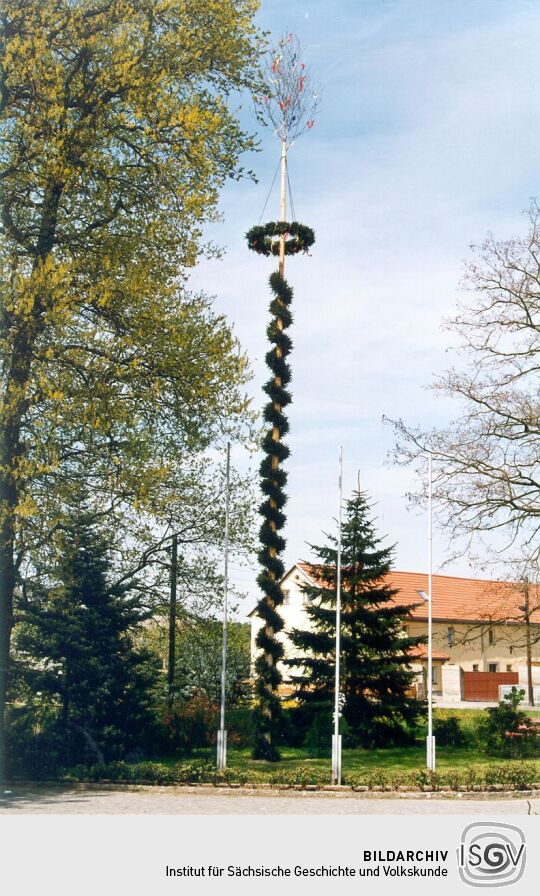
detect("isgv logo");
top-left (457, 822), bottom-right (526, 887)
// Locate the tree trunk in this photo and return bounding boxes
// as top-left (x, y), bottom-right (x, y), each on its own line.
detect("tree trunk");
top-left (0, 526), bottom-right (16, 785)
top-left (167, 533), bottom-right (178, 711)
top-left (0, 179), bottom-right (63, 783)
top-left (0, 322), bottom-right (35, 785)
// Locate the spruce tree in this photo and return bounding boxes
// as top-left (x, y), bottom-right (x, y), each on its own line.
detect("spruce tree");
top-left (13, 511), bottom-right (159, 767)
top-left (288, 490), bottom-right (426, 747)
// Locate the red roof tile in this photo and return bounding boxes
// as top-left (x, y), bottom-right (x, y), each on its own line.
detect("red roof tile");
top-left (296, 564), bottom-right (540, 625)
top-left (406, 645), bottom-right (450, 661)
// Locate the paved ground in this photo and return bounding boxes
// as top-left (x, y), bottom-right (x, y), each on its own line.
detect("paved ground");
top-left (433, 699), bottom-right (540, 709)
top-left (1, 786), bottom-right (539, 814)
top-left (434, 700), bottom-right (497, 709)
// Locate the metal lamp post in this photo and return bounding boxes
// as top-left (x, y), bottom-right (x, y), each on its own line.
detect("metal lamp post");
top-left (331, 446), bottom-right (343, 785)
top-left (416, 450), bottom-right (435, 771)
top-left (217, 442), bottom-right (231, 771)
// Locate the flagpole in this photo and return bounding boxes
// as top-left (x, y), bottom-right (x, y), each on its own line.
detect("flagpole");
top-left (217, 442), bottom-right (231, 770)
top-left (332, 446), bottom-right (343, 785)
top-left (427, 450), bottom-right (435, 771)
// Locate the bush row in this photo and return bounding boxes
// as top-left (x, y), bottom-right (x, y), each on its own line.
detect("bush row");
top-left (8, 690), bottom-right (538, 780)
top-left (60, 759), bottom-right (540, 791)
top-left (155, 691), bottom-right (540, 758)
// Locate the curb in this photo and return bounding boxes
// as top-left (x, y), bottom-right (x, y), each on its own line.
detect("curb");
top-left (3, 782), bottom-right (540, 801)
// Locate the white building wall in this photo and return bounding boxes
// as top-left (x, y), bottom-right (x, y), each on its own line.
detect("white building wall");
top-left (249, 565), bottom-right (312, 679)
top-left (249, 565), bottom-right (540, 701)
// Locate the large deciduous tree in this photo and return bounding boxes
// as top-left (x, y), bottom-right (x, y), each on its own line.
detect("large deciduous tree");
top-left (0, 0), bottom-right (261, 776)
top-left (390, 204), bottom-right (540, 568)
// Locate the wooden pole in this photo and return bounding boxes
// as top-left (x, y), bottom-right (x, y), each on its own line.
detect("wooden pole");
top-left (279, 138), bottom-right (287, 277)
top-left (260, 137), bottom-right (288, 746)
top-left (523, 577), bottom-right (534, 707)
top-left (167, 533), bottom-right (178, 711)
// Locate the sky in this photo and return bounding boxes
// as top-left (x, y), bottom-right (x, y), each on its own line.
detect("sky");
top-left (189, 0), bottom-right (540, 618)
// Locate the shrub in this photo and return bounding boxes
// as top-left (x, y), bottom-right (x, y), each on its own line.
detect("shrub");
top-left (483, 762), bottom-right (536, 791)
top-left (416, 769), bottom-right (440, 790)
top-left (433, 715), bottom-right (466, 747)
top-left (478, 688), bottom-right (538, 758)
top-left (158, 694), bottom-right (219, 753)
top-left (269, 767), bottom-right (329, 788)
top-left (352, 769), bottom-right (391, 790)
top-left (462, 765), bottom-right (480, 790)
top-left (56, 758), bottom-right (539, 791)
top-left (156, 697), bottom-right (257, 755)
top-left (439, 769), bottom-right (464, 791)
top-left (6, 704), bottom-right (65, 779)
top-left (226, 706), bottom-right (255, 747)
top-left (68, 759), bottom-right (254, 786)
top-left (179, 694), bottom-right (219, 748)
top-left (6, 699), bottom-right (161, 779)
top-left (304, 712), bottom-right (332, 758)
top-left (277, 704), bottom-right (323, 748)
top-left (68, 761), bottom-right (176, 785)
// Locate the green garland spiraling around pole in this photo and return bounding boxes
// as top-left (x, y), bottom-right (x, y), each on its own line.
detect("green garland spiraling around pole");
top-left (247, 222), bottom-right (315, 760)
top-left (248, 31), bottom-right (320, 761)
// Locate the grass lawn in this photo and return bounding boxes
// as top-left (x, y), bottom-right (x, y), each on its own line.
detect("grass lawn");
top-left (180, 745), bottom-right (540, 780)
top-left (156, 708), bottom-right (540, 781)
top-left (60, 707), bottom-right (540, 787)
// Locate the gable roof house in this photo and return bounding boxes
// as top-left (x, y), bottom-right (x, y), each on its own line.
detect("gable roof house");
top-left (248, 563), bottom-right (540, 705)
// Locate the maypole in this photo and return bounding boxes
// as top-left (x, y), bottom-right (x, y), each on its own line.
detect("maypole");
top-left (247, 34), bottom-right (319, 760)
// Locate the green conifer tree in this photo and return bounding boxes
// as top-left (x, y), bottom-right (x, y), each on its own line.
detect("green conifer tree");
top-left (288, 490), bottom-right (426, 747)
top-left (13, 511), bottom-right (160, 768)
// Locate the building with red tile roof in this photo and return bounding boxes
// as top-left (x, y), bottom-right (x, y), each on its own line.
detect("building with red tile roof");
top-left (249, 563), bottom-right (540, 704)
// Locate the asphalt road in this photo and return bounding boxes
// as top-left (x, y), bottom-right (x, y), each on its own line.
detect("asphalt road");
top-left (1, 786), bottom-right (539, 814)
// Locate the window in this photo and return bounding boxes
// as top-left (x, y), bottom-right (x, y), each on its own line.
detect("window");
top-left (282, 588), bottom-right (290, 604)
top-left (431, 666), bottom-right (437, 684)
top-left (472, 664), bottom-right (479, 672)
top-left (447, 626), bottom-right (455, 647)
top-left (488, 662), bottom-right (498, 673)
top-left (488, 629), bottom-right (494, 646)
top-left (506, 664), bottom-right (512, 672)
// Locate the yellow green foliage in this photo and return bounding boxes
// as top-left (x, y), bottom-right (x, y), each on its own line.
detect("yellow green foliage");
top-left (1, 0), bottom-right (261, 537)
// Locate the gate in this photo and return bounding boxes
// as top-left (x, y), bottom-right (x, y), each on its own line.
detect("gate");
top-left (462, 671), bottom-right (518, 702)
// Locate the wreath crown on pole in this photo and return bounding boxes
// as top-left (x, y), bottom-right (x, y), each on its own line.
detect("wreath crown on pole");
top-left (246, 221), bottom-right (315, 256)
